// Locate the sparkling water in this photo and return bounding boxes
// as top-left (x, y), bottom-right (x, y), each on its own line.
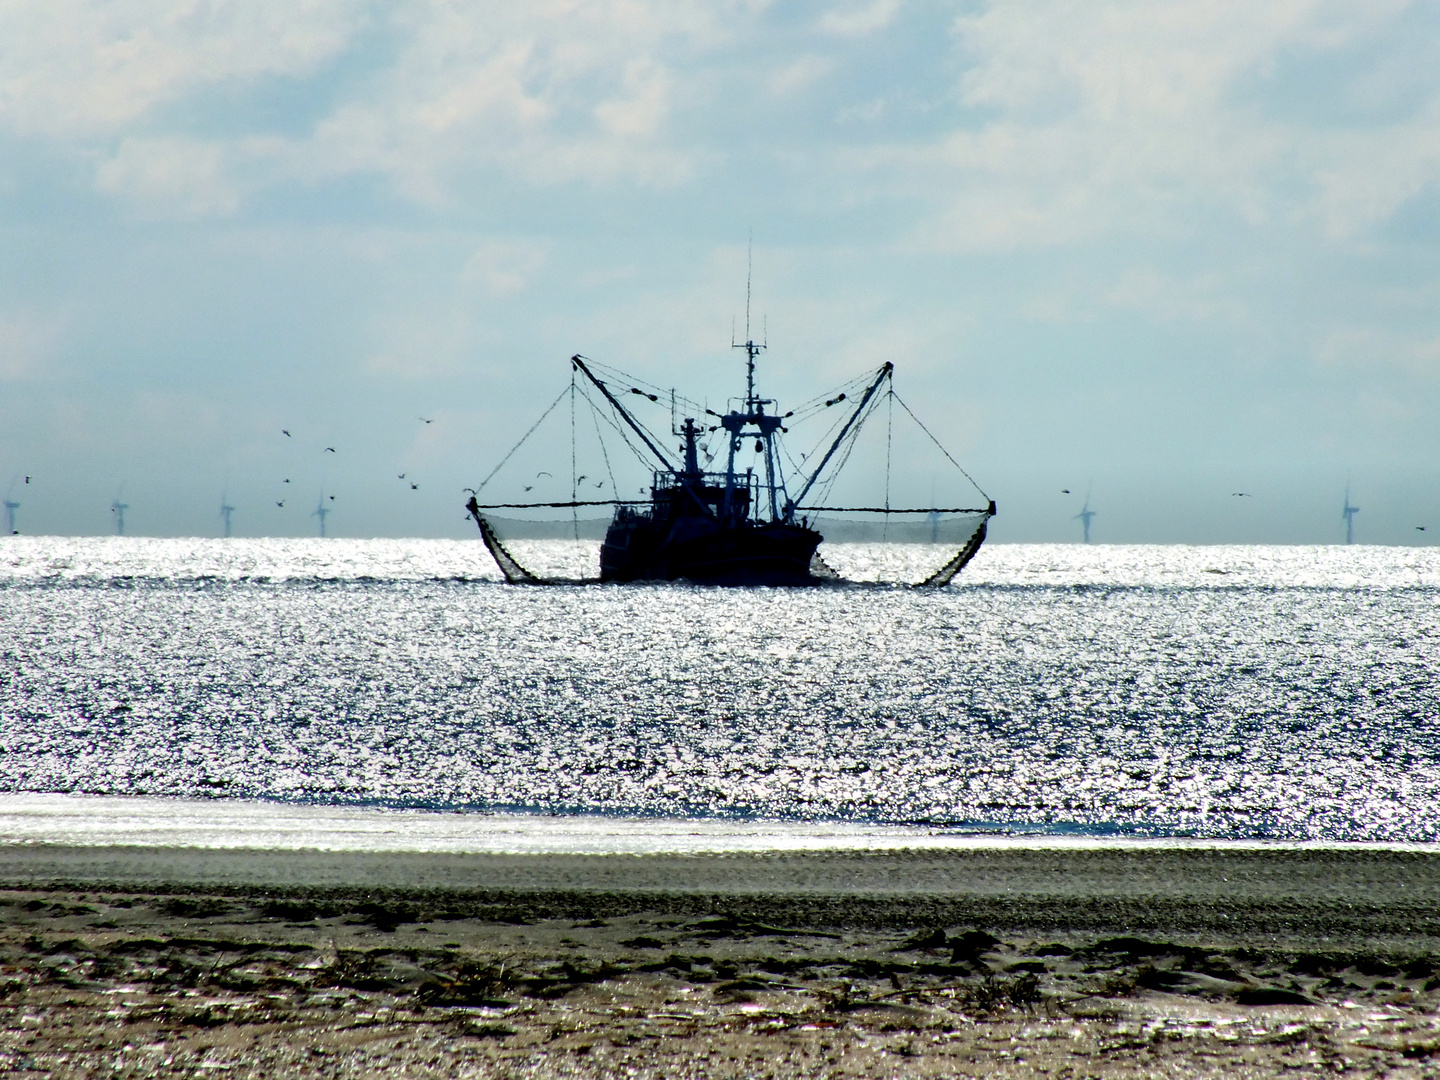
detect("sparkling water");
top-left (1, 537), bottom-right (1436, 841)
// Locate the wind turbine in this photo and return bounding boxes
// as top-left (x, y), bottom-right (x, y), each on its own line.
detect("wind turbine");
top-left (219, 494), bottom-right (236, 538)
top-left (1075, 497), bottom-right (1096, 544)
top-left (3, 479), bottom-right (18, 535)
top-left (1342, 486), bottom-right (1360, 545)
top-left (111, 495), bottom-right (129, 536)
top-left (312, 490), bottom-right (331, 538)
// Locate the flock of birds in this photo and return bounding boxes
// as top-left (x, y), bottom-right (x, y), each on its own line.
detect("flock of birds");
top-left (520, 471), bottom-right (609, 493)
top-left (266, 417), bottom-right (435, 514)
top-left (265, 414), bottom-right (615, 527)
top-left (2, 426), bottom-right (1431, 539)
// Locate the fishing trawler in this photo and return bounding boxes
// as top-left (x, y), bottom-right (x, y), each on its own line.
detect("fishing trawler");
top-left (465, 330), bottom-right (994, 587)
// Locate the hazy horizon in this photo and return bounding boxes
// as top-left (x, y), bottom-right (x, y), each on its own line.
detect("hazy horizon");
top-left (2, 2), bottom-right (1437, 544)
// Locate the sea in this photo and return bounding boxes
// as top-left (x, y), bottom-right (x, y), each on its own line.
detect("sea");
top-left (1, 537), bottom-right (1437, 846)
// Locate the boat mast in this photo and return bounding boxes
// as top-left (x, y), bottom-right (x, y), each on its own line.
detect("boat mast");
top-left (720, 254), bottom-right (788, 523)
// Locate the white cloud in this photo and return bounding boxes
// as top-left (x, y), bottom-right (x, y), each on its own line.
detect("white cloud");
top-left (0, 309), bottom-right (60, 381)
top-left (0, 0), bottom-right (365, 137)
top-left (1306, 127), bottom-right (1440, 240)
top-left (594, 60), bottom-right (671, 137)
top-left (768, 54), bottom-right (833, 97)
top-left (817, 0), bottom-right (902, 39)
top-left (363, 309), bottom-right (473, 381)
top-left (463, 239), bottom-right (551, 296)
top-left (6, 0), bottom-right (1440, 239)
top-left (835, 96), bottom-right (887, 124)
top-left (881, 0), bottom-right (1440, 252)
top-left (279, 1), bottom-right (740, 201)
top-left (1103, 267), bottom-right (1251, 326)
top-left (1, 0), bottom-right (743, 213)
top-left (1317, 325), bottom-right (1440, 381)
top-left (94, 135), bottom-right (261, 217)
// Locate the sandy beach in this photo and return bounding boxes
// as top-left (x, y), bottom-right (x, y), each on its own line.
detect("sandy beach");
top-left (4, 843), bottom-right (1440, 1076)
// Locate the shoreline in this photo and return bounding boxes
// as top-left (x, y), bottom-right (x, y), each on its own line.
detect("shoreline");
top-left (6, 793), bottom-right (1440, 855)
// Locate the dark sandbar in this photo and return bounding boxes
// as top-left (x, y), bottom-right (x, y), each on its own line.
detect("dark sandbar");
top-left (4, 843), bottom-right (1440, 940)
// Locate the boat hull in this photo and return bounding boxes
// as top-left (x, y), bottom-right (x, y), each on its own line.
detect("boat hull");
top-left (601, 517), bottom-right (823, 585)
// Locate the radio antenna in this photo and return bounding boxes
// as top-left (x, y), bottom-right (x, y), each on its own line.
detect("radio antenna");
top-left (745, 235), bottom-right (752, 342)
top-left (733, 233), bottom-right (766, 404)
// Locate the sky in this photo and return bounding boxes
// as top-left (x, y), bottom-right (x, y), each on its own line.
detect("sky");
top-left (1, 0), bottom-right (1438, 543)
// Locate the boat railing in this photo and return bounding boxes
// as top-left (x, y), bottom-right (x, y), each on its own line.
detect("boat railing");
top-left (651, 468), bottom-right (752, 492)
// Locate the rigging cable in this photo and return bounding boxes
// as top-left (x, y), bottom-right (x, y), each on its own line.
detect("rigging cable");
top-left (577, 381), bottom-right (661, 472)
top-left (891, 392), bottom-right (990, 501)
top-left (570, 368), bottom-right (579, 542)
top-left (806, 381), bottom-right (889, 511)
top-left (884, 388), bottom-right (893, 542)
top-left (787, 370), bottom-right (874, 419)
top-left (588, 391), bottom-right (619, 499)
top-left (473, 384), bottom-right (569, 494)
top-left (795, 505), bottom-right (992, 514)
top-left (583, 358), bottom-right (707, 420)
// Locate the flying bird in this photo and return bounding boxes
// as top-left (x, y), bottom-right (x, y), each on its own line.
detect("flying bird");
top-left (276, 500), bottom-right (285, 508)
top-left (1419, 526), bottom-right (1428, 532)
top-left (398, 473), bottom-right (406, 480)
top-left (24, 476), bottom-right (30, 484)
top-left (329, 495), bottom-right (335, 501)
top-left (1231, 492), bottom-right (1251, 497)
top-left (1061, 489), bottom-right (1070, 494)
top-left (325, 447), bottom-right (335, 453)
top-left (536, 471), bottom-right (553, 478)
top-left (283, 478), bottom-right (290, 484)
top-left (595, 481), bottom-right (604, 488)
top-left (410, 483), bottom-right (418, 490)
top-left (419, 417), bottom-right (433, 424)
top-left (576, 474), bottom-right (587, 483)
top-left (524, 485), bottom-right (533, 491)
top-left (281, 430), bottom-right (290, 437)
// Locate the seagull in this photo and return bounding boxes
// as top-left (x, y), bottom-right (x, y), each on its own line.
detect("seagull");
top-left (398, 473), bottom-right (406, 480)
top-left (595, 480), bottom-right (604, 488)
top-left (1231, 492), bottom-right (1251, 497)
top-left (536, 471), bottom-right (553, 479)
top-left (325, 447), bottom-right (335, 453)
top-left (24, 476), bottom-right (30, 484)
top-left (276, 500), bottom-right (285, 508)
top-left (576, 474), bottom-right (587, 483)
top-left (410, 483), bottom-right (418, 490)
top-left (419, 417), bottom-right (433, 424)
top-left (1419, 526), bottom-right (1428, 532)
top-left (524, 485), bottom-right (533, 492)
top-left (281, 430), bottom-right (290, 437)
top-left (329, 495), bottom-right (335, 501)
top-left (1061, 489), bottom-right (1071, 494)
top-left (283, 478), bottom-right (290, 484)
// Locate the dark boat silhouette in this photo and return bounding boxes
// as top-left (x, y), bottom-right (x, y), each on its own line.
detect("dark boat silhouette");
top-left (465, 335), bottom-right (993, 587)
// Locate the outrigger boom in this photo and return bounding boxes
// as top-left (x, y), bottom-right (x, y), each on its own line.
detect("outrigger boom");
top-left (466, 339), bottom-right (994, 586)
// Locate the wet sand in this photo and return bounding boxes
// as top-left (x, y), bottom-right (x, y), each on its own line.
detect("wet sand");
top-left (5, 842), bottom-right (1440, 938)
top-left (3, 845), bottom-right (1440, 1076)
